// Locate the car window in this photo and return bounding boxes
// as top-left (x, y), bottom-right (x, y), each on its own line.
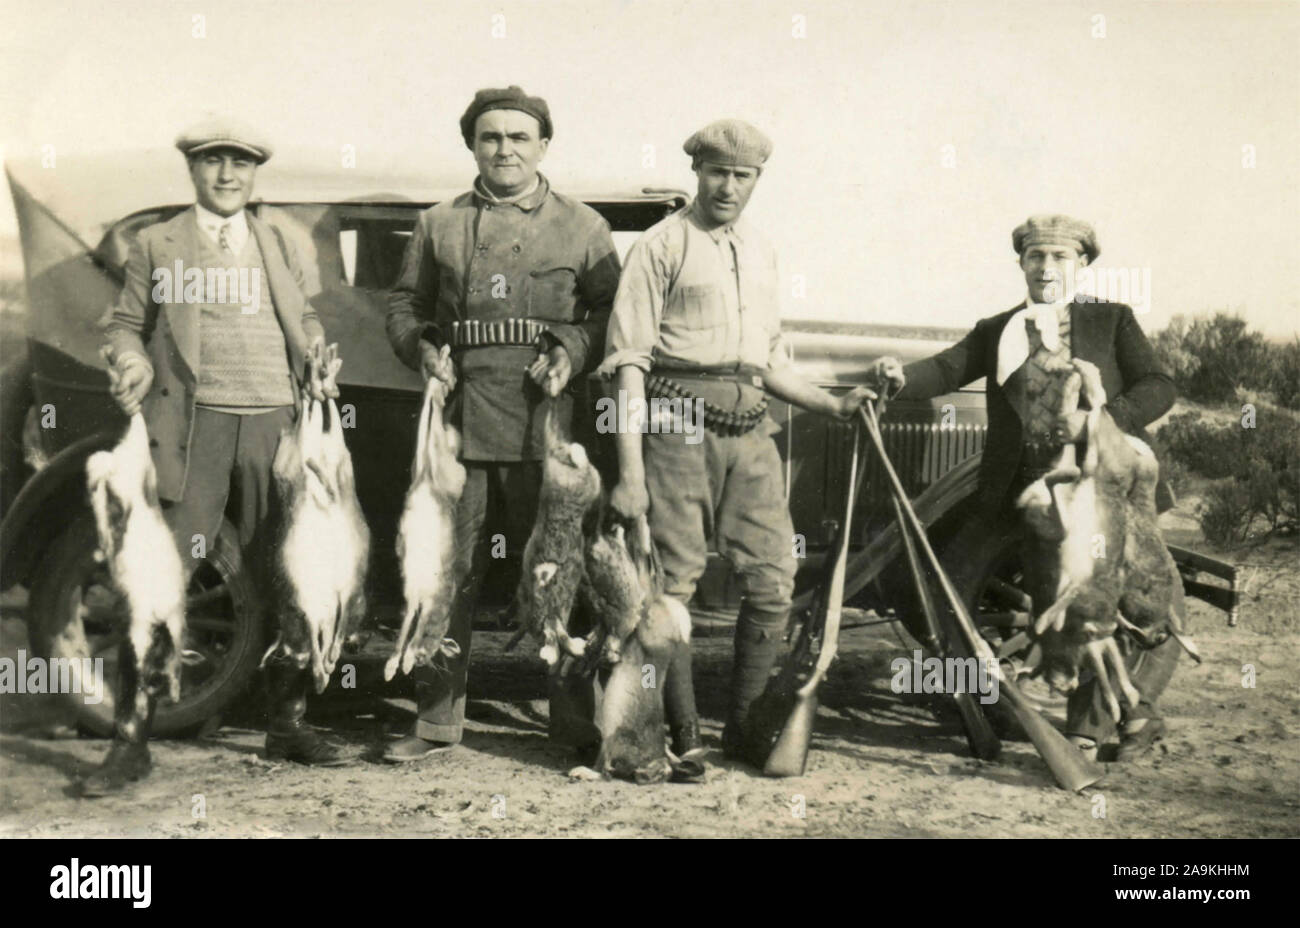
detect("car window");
top-left (338, 215), bottom-right (415, 290)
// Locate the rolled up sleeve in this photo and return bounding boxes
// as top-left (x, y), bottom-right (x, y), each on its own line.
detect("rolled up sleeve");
top-left (597, 235), bottom-right (669, 377)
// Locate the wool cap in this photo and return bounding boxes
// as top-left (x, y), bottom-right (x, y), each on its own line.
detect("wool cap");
top-left (459, 86), bottom-right (553, 148)
top-left (1013, 214), bottom-right (1099, 263)
top-left (175, 117), bottom-right (273, 163)
top-left (683, 119), bottom-right (772, 168)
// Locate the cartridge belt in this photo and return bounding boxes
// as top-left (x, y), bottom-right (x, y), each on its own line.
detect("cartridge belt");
top-left (448, 318), bottom-right (549, 350)
top-left (646, 366), bottom-right (769, 437)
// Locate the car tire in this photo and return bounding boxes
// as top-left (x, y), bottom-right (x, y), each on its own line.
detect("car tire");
top-left (28, 510), bottom-right (265, 738)
top-left (946, 522), bottom-right (1180, 720)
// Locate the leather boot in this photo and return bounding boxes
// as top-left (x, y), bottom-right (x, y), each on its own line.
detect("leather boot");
top-left (721, 605), bottom-right (788, 761)
top-left (81, 648), bottom-right (154, 797)
top-left (669, 718), bottom-right (704, 759)
top-left (264, 661), bottom-right (352, 766)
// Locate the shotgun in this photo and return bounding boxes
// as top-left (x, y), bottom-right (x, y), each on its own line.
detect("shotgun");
top-left (745, 418), bottom-right (867, 777)
top-left (888, 488), bottom-right (1002, 761)
top-left (861, 404), bottom-right (1104, 791)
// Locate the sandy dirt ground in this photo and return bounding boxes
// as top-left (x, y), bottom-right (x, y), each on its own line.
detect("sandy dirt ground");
top-left (3, 531), bottom-right (1297, 838)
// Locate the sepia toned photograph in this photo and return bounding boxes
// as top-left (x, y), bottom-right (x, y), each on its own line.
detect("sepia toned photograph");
top-left (1, 0), bottom-right (1296, 862)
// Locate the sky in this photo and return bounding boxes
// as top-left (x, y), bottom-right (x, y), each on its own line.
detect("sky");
top-left (2, 0), bottom-right (1297, 336)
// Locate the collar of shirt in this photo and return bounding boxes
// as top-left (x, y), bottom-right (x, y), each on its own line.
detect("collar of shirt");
top-left (995, 298), bottom-right (1074, 386)
top-left (194, 204), bottom-right (249, 252)
top-left (687, 199), bottom-right (746, 246)
top-left (473, 173), bottom-right (548, 211)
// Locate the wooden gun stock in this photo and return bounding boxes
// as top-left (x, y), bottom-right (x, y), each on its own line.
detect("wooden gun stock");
top-left (749, 421), bottom-right (865, 777)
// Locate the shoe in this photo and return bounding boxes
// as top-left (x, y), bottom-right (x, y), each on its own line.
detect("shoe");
top-left (80, 740), bottom-right (152, 797)
top-left (81, 649), bottom-right (156, 797)
top-left (669, 719), bottom-right (706, 759)
top-left (381, 734), bottom-right (456, 764)
top-left (1067, 735), bottom-right (1099, 763)
top-left (264, 661), bottom-right (354, 767)
top-left (1116, 718), bottom-right (1167, 762)
top-left (266, 728), bottom-right (354, 766)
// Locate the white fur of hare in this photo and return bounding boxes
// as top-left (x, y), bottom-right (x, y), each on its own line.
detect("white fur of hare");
top-left (85, 413), bottom-right (187, 702)
top-left (386, 367), bottom-right (467, 681)
top-left (266, 343), bottom-right (370, 693)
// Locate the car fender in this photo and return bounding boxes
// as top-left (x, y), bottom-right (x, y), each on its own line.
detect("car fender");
top-left (0, 429), bottom-right (118, 592)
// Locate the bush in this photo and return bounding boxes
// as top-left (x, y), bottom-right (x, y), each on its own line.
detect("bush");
top-left (1154, 314), bottom-right (1274, 405)
top-left (1156, 407), bottom-right (1300, 547)
top-left (1264, 338), bottom-right (1300, 410)
top-left (1152, 412), bottom-right (1236, 479)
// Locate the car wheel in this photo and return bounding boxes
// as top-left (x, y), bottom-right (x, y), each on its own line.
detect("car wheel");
top-left (28, 511), bottom-right (265, 737)
top-left (948, 524), bottom-right (1180, 718)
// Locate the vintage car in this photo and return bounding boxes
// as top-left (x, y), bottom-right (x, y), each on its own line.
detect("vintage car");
top-left (0, 151), bottom-right (1240, 737)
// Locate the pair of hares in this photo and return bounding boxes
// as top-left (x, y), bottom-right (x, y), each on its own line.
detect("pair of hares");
top-left (1016, 358), bottom-right (1199, 721)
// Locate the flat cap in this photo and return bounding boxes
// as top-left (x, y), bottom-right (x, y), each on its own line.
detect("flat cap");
top-left (460, 85), bottom-right (553, 148)
top-left (683, 119), bottom-right (772, 168)
top-left (1013, 214), bottom-right (1099, 263)
top-left (174, 116), bottom-right (273, 163)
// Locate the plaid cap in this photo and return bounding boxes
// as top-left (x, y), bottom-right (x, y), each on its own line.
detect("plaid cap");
top-left (1013, 214), bottom-right (1099, 263)
top-left (683, 119), bottom-right (772, 168)
top-left (459, 85), bottom-right (553, 148)
top-left (174, 117), bottom-right (273, 164)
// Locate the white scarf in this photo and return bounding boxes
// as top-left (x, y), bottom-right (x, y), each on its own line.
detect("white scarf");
top-left (995, 294), bottom-right (1074, 386)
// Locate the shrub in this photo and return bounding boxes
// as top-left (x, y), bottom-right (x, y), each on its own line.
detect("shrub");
top-left (1264, 338), bottom-right (1300, 411)
top-left (1153, 412), bottom-right (1236, 479)
top-left (1151, 312), bottom-right (1272, 406)
top-left (1157, 408), bottom-right (1300, 547)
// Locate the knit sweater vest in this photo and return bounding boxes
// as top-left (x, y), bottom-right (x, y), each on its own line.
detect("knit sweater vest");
top-left (1020, 312), bottom-right (1073, 441)
top-left (194, 233), bottom-right (295, 408)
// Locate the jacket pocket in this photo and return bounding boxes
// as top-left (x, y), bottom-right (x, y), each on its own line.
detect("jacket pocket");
top-left (525, 266), bottom-right (578, 318)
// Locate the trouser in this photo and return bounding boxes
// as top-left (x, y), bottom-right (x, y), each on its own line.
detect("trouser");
top-left (410, 461), bottom-right (599, 747)
top-left (643, 420), bottom-right (799, 728)
top-left (160, 405), bottom-right (294, 582)
top-left (941, 503), bottom-right (1172, 744)
top-left (106, 406), bottom-right (292, 744)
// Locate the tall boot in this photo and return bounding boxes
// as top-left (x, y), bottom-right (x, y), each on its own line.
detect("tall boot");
top-left (81, 645), bottom-right (155, 796)
top-left (721, 604), bottom-right (788, 760)
top-left (264, 660), bottom-right (351, 766)
top-left (664, 644), bottom-right (704, 758)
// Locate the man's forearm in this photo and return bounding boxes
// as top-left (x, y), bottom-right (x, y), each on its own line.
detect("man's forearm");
top-left (614, 365), bottom-right (647, 480)
top-left (761, 365), bottom-right (839, 416)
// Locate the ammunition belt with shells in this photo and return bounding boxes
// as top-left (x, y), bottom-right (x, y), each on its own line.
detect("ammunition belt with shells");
top-left (644, 373), bottom-right (769, 437)
top-left (448, 318), bottom-right (549, 349)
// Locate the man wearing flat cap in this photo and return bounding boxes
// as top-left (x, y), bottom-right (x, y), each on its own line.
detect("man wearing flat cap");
top-left (384, 85), bottom-right (620, 763)
top-left (88, 117), bottom-right (347, 795)
top-left (880, 214), bottom-right (1180, 762)
top-left (601, 119), bottom-right (892, 766)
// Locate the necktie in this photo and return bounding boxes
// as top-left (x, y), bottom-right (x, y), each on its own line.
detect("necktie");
top-left (218, 222), bottom-right (234, 254)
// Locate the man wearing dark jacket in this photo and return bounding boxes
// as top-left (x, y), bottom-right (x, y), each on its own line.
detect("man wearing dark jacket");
top-left (885, 215), bottom-right (1178, 761)
top-left (383, 86), bottom-right (621, 762)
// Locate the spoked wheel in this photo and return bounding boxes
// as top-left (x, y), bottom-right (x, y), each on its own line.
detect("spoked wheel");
top-left (959, 533), bottom-right (1065, 714)
top-left (949, 522), bottom-right (1181, 722)
top-left (29, 512), bottom-right (264, 737)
